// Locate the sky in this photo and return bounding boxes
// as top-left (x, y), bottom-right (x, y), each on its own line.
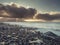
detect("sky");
top-left (0, 0), bottom-right (60, 12)
top-left (0, 0), bottom-right (60, 22)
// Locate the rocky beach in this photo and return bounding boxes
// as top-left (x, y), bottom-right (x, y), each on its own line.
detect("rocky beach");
top-left (0, 23), bottom-right (60, 45)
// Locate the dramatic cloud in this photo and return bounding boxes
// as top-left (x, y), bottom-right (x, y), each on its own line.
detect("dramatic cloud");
top-left (0, 3), bottom-right (60, 21)
top-left (35, 13), bottom-right (60, 21)
top-left (0, 3), bottom-right (37, 19)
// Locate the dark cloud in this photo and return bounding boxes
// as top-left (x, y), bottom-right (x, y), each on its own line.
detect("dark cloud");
top-left (25, 8), bottom-right (37, 18)
top-left (0, 3), bottom-right (60, 21)
top-left (0, 3), bottom-right (37, 19)
top-left (52, 14), bottom-right (60, 19)
top-left (35, 13), bottom-right (60, 20)
top-left (0, 4), bottom-right (5, 10)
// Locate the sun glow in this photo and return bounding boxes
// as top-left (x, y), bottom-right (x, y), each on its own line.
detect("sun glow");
top-left (24, 19), bottom-right (43, 22)
top-left (0, 17), bottom-right (4, 19)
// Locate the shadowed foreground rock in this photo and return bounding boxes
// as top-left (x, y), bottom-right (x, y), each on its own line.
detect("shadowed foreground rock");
top-left (0, 23), bottom-right (60, 45)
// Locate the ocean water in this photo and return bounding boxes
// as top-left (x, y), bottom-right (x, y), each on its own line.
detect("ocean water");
top-left (4, 22), bottom-right (60, 36)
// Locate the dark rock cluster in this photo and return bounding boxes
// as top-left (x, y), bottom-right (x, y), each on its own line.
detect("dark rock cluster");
top-left (0, 23), bottom-right (60, 45)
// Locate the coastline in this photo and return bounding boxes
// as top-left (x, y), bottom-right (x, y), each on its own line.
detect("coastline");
top-left (0, 22), bottom-right (60, 45)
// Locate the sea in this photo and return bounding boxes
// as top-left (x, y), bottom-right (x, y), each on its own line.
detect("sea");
top-left (4, 22), bottom-right (60, 36)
